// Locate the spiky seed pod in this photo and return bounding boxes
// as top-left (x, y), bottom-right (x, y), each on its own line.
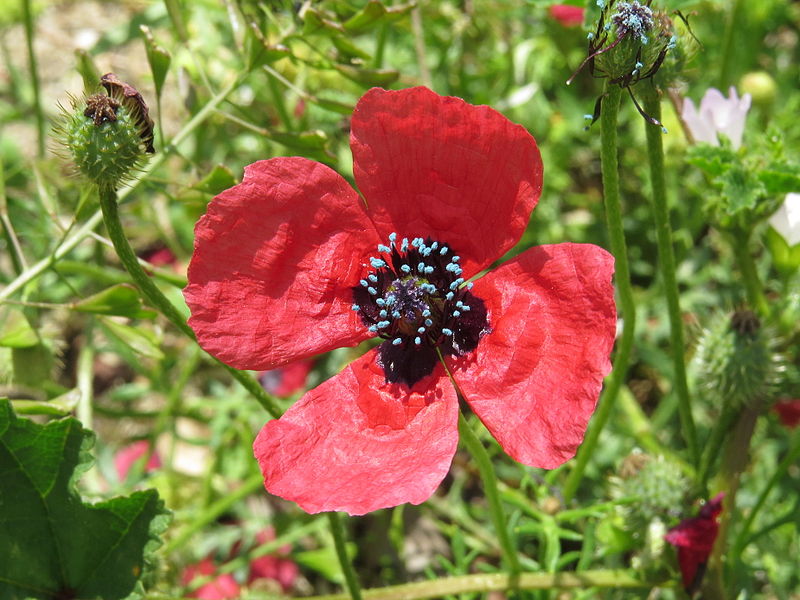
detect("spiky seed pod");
top-left (612, 453), bottom-right (687, 532)
top-left (693, 310), bottom-right (784, 409)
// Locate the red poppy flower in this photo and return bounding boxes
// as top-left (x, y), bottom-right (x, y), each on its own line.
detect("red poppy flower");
top-left (773, 399), bottom-right (800, 428)
top-left (665, 493), bottom-right (725, 593)
top-left (549, 4), bottom-right (585, 27)
top-left (114, 440), bottom-right (161, 481)
top-left (184, 87), bottom-right (616, 515)
top-left (182, 558), bottom-right (240, 600)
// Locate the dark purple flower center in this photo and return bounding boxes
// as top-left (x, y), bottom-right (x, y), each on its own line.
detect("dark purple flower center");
top-left (352, 234), bottom-right (489, 386)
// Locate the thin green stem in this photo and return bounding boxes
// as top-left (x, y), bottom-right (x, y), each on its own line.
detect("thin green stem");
top-left (563, 84), bottom-right (636, 502)
top-left (730, 431), bottom-right (800, 561)
top-left (458, 412), bottom-right (521, 577)
top-left (642, 88), bottom-right (699, 467)
top-left (718, 0), bottom-right (745, 89)
top-left (730, 230), bottom-right (769, 316)
top-left (21, 0), bottom-right (45, 157)
top-left (97, 184), bottom-right (282, 418)
top-left (327, 513), bottom-right (363, 600)
top-left (698, 403), bottom-right (739, 491)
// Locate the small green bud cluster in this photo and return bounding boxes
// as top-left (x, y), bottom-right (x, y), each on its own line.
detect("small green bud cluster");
top-left (612, 453), bottom-right (687, 532)
top-left (64, 98), bottom-right (146, 189)
top-left (693, 310), bottom-right (783, 409)
top-left (57, 74), bottom-right (154, 190)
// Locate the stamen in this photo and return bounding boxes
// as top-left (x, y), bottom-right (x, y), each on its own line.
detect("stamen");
top-left (392, 337), bottom-right (402, 345)
top-left (401, 264), bottom-right (411, 274)
top-left (417, 326), bottom-right (426, 334)
top-left (401, 238), bottom-right (409, 252)
top-left (442, 328), bottom-right (453, 336)
top-left (440, 246), bottom-right (449, 255)
top-left (351, 304), bottom-right (360, 311)
top-left (368, 286), bottom-right (377, 295)
top-left (377, 321), bottom-right (390, 329)
top-left (376, 298), bottom-right (386, 306)
top-left (414, 336), bottom-right (422, 345)
top-left (368, 274), bottom-right (378, 282)
top-left (388, 232), bottom-right (397, 243)
top-left (360, 279), bottom-right (368, 287)
top-left (370, 257), bottom-right (386, 269)
top-left (377, 244), bottom-right (391, 253)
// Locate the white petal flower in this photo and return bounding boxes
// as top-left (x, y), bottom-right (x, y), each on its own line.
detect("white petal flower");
top-left (769, 192), bottom-right (800, 247)
top-left (681, 86), bottom-right (752, 149)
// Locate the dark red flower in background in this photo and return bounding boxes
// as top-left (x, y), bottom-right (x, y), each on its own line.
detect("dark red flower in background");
top-left (665, 493), bottom-right (725, 593)
top-left (182, 558), bottom-right (240, 600)
top-left (773, 399), bottom-right (800, 428)
top-left (259, 358), bottom-right (315, 398)
top-left (549, 4), bottom-right (585, 27)
top-left (115, 440), bottom-right (161, 481)
top-left (247, 528), bottom-right (299, 592)
top-left (184, 87), bottom-right (616, 515)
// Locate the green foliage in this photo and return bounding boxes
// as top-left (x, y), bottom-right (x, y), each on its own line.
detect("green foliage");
top-left (0, 400), bottom-right (169, 600)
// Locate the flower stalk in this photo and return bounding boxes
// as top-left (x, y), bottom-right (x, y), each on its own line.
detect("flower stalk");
top-left (457, 412), bottom-right (521, 577)
top-left (563, 83), bottom-right (636, 502)
top-left (730, 229), bottom-right (769, 316)
top-left (641, 86), bottom-right (699, 467)
top-left (96, 184), bottom-right (283, 418)
top-left (327, 513), bottom-right (363, 600)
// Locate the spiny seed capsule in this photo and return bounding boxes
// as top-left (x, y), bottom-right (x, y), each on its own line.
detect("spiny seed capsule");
top-left (351, 234), bottom-right (489, 385)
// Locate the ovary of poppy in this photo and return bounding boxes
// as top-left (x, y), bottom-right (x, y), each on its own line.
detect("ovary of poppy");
top-left (184, 87), bottom-right (617, 515)
top-left (664, 493), bottom-right (725, 592)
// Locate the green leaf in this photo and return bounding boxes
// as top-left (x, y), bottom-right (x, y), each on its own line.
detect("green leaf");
top-left (294, 542), bottom-right (357, 584)
top-left (765, 226), bottom-right (800, 276)
top-left (757, 165), bottom-right (800, 196)
top-left (0, 307), bottom-right (38, 348)
top-left (73, 284), bottom-right (155, 319)
top-left (245, 22), bottom-right (291, 70)
top-left (718, 164), bottom-right (766, 217)
top-left (687, 144), bottom-right (736, 177)
top-left (342, 1), bottom-right (415, 34)
top-left (74, 49), bottom-right (101, 95)
top-left (302, 9), bottom-right (346, 36)
top-left (310, 95), bottom-right (354, 115)
top-left (334, 64), bottom-right (399, 87)
top-left (331, 35), bottom-right (372, 61)
top-left (0, 400), bottom-right (170, 600)
top-left (267, 129), bottom-right (329, 151)
top-left (11, 389), bottom-right (81, 416)
top-left (99, 317), bottom-right (164, 360)
top-left (177, 164), bottom-right (238, 204)
top-left (140, 25), bottom-right (171, 100)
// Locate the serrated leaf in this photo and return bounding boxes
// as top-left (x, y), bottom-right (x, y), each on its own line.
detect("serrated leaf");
top-left (140, 25), bottom-right (171, 100)
top-left (687, 144), bottom-right (736, 177)
top-left (99, 317), bottom-right (164, 360)
top-left (758, 167), bottom-right (800, 196)
top-left (718, 165), bottom-right (766, 216)
top-left (0, 400), bottom-right (169, 600)
top-left (342, 1), bottom-right (415, 34)
top-left (0, 307), bottom-right (38, 348)
top-left (334, 63), bottom-right (399, 87)
top-left (73, 284), bottom-right (154, 319)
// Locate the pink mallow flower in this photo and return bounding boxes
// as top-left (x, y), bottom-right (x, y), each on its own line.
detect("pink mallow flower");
top-left (665, 493), bottom-right (725, 593)
top-left (115, 440), bottom-right (161, 481)
top-left (768, 193), bottom-right (800, 247)
top-left (681, 87), bottom-right (751, 150)
top-left (549, 4), bottom-right (585, 27)
top-left (182, 558), bottom-right (240, 600)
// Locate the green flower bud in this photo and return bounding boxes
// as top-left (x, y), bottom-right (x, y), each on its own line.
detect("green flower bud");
top-left (56, 74), bottom-right (154, 190)
top-left (693, 310), bottom-right (784, 409)
top-left (739, 71), bottom-right (777, 107)
top-left (614, 453), bottom-right (687, 530)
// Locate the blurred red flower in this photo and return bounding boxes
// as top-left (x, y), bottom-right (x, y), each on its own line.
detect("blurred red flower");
top-left (185, 86), bottom-right (616, 515)
top-left (665, 493), bottom-right (725, 593)
top-left (259, 359), bottom-right (315, 398)
top-left (773, 399), bottom-right (800, 428)
top-left (182, 558), bottom-right (240, 600)
top-left (247, 528), bottom-right (299, 592)
top-left (115, 440), bottom-right (161, 481)
top-left (549, 4), bottom-right (585, 27)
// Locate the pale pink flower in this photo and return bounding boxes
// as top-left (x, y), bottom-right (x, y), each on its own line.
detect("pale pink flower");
top-left (768, 193), bottom-right (800, 247)
top-left (682, 87), bottom-right (751, 149)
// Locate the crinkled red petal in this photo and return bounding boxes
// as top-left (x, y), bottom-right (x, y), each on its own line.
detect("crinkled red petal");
top-left (184, 158), bottom-right (380, 370)
top-left (446, 244), bottom-right (616, 468)
top-left (351, 87), bottom-right (542, 277)
top-left (253, 350), bottom-right (458, 515)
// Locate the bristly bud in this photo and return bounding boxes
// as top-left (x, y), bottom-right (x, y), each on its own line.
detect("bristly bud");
top-left (569, 1), bottom-right (685, 129)
top-left (56, 74), bottom-right (154, 190)
top-left (693, 310), bottom-right (784, 409)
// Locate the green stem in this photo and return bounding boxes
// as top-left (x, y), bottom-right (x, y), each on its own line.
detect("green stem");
top-left (563, 84), bottom-right (636, 502)
top-left (718, 0), bottom-right (745, 89)
top-left (327, 513), bottom-right (363, 600)
top-left (730, 430), bottom-right (800, 561)
top-left (458, 412), bottom-right (521, 577)
top-left (642, 88), bottom-right (699, 467)
top-left (97, 184), bottom-right (282, 418)
top-left (730, 230), bottom-right (769, 316)
top-left (21, 0), bottom-right (45, 158)
top-left (163, 472), bottom-right (264, 554)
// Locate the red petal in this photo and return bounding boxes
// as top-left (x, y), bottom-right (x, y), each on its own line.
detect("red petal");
top-left (253, 350), bottom-right (458, 515)
top-left (351, 87), bottom-right (542, 277)
top-left (185, 158), bottom-right (381, 370)
top-left (773, 399), bottom-right (800, 428)
top-left (446, 244), bottom-right (616, 468)
top-left (115, 440), bottom-right (161, 481)
top-left (549, 5), bottom-right (585, 27)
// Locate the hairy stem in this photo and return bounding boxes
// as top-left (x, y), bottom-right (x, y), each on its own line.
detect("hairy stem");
top-left (97, 184), bottom-right (282, 418)
top-left (730, 229), bottom-right (769, 316)
top-left (22, 0), bottom-right (45, 157)
top-left (718, 0), bottom-right (745, 89)
top-left (563, 84), bottom-right (636, 502)
top-left (458, 412), bottom-right (522, 577)
top-left (327, 513), bottom-right (363, 600)
top-left (642, 88), bottom-right (699, 467)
